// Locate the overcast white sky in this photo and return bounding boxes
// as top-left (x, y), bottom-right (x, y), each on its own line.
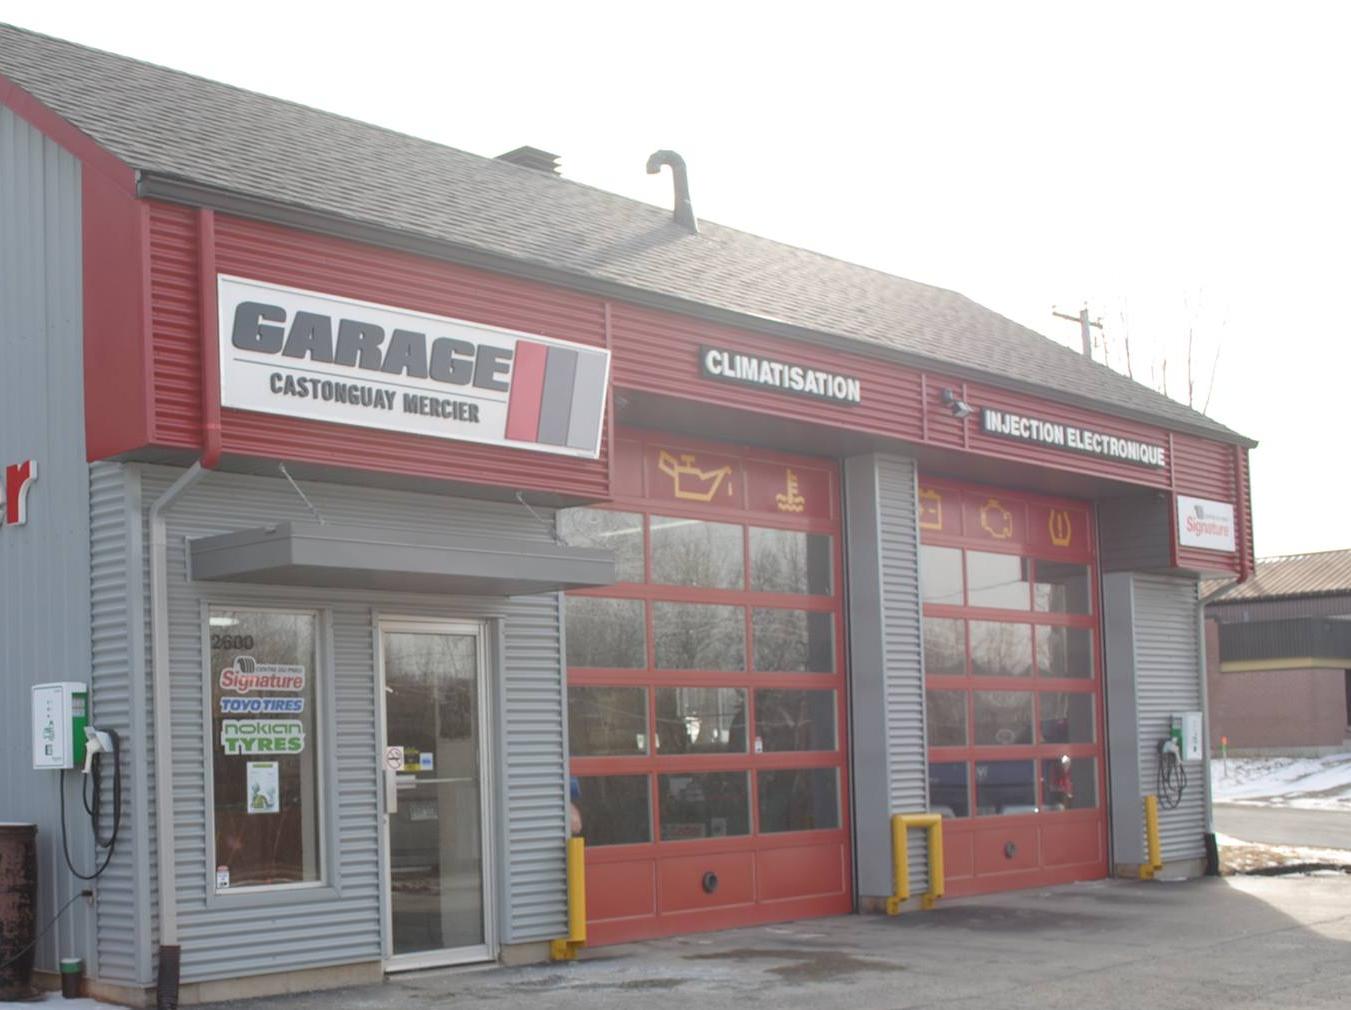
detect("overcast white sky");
top-left (7, 2), bottom-right (1348, 557)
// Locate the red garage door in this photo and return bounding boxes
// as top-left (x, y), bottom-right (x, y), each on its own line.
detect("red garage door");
top-left (562, 432), bottom-right (851, 945)
top-left (918, 477), bottom-right (1108, 896)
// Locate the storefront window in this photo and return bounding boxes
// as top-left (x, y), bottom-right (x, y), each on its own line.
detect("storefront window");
top-left (923, 618), bottom-right (966, 675)
top-left (975, 760), bottom-right (1037, 815)
top-left (209, 608), bottom-right (320, 890)
top-left (755, 689), bottom-right (836, 751)
top-left (650, 515), bottom-right (743, 589)
top-left (757, 769), bottom-right (838, 833)
top-left (1033, 560), bottom-right (1092, 614)
top-left (653, 601), bottom-right (745, 670)
top-left (973, 691), bottom-right (1034, 745)
top-left (965, 551), bottom-right (1031, 610)
top-left (752, 608), bottom-right (834, 672)
top-left (750, 528), bottom-right (832, 595)
top-left (568, 686), bottom-right (648, 756)
top-left (1041, 756), bottom-right (1097, 811)
top-left (929, 762), bottom-right (969, 817)
top-left (1035, 625), bottom-right (1094, 679)
top-left (576, 775), bottom-right (651, 846)
top-left (558, 508), bottom-right (645, 583)
top-left (926, 690), bottom-right (967, 746)
top-left (656, 687), bottom-right (747, 753)
top-left (969, 621), bottom-right (1033, 677)
top-left (1039, 692), bottom-right (1095, 744)
top-left (566, 596), bottom-right (646, 669)
top-left (658, 772), bottom-right (751, 840)
top-left (920, 545), bottom-right (963, 605)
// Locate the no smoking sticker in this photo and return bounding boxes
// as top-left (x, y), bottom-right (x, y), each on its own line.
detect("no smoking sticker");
top-left (384, 746), bottom-right (404, 772)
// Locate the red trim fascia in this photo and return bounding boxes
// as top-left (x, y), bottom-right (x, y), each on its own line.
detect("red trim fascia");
top-left (82, 161), bottom-right (152, 459)
top-left (1235, 444), bottom-right (1252, 582)
top-left (139, 202), bottom-right (157, 442)
top-left (198, 208), bottom-right (222, 469)
top-left (1167, 433), bottom-right (1180, 568)
top-left (605, 302), bottom-right (617, 495)
top-left (0, 72), bottom-right (135, 194)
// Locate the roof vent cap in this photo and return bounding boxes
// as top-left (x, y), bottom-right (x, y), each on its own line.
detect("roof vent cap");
top-left (496, 146), bottom-right (561, 175)
top-left (646, 150), bottom-right (698, 233)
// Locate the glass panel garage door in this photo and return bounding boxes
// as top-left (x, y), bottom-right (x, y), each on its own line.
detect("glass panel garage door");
top-left (561, 433), bottom-right (851, 945)
top-left (918, 478), bottom-right (1108, 896)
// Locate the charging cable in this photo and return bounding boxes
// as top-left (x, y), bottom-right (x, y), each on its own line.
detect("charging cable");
top-left (1157, 738), bottom-right (1187, 810)
top-left (0, 890), bottom-right (91, 972)
top-left (58, 728), bottom-right (123, 881)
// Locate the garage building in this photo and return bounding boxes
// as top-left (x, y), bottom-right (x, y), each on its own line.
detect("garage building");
top-left (0, 24), bottom-right (1253, 1006)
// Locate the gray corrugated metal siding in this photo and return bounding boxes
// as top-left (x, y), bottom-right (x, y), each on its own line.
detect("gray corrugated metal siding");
top-left (0, 102), bottom-right (96, 975)
top-left (1132, 575), bottom-right (1206, 863)
top-left (136, 464), bottom-right (567, 983)
top-left (88, 462), bottom-right (153, 983)
top-left (845, 454), bottom-right (927, 899)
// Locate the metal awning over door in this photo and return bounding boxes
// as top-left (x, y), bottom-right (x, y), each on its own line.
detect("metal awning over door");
top-left (189, 521), bottom-right (615, 596)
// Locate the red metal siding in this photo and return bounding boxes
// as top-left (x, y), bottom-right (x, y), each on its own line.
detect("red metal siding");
top-left (148, 202), bottom-right (202, 447)
top-left (1171, 432), bottom-right (1236, 500)
top-left (610, 301), bottom-right (1210, 494)
top-left (82, 169), bottom-right (152, 459)
top-left (962, 377), bottom-right (1171, 488)
top-left (121, 198), bottom-right (1248, 527)
top-left (142, 205), bottom-right (612, 498)
top-left (609, 302), bottom-right (926, 443)
top-left (610, 301), bottom-right (1252, 574)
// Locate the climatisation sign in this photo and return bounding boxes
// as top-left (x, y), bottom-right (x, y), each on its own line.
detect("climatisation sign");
top-left (1177, 495), bottom-right (1236, 552)
top-left (981, 407), bottom-right (1166, 469)
top-left (218, 276), bottom-right (610, 458)
top-left (700, 346), bottom-right (862, 405)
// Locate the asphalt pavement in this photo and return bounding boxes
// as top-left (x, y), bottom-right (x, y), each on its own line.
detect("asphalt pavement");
top-left (1215, 803), bottom-right (1351, 849)
top-left (210, 875), bottom-right (1351, 1010)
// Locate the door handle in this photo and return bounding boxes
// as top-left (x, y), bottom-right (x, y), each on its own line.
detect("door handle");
top-left (384, 768), bottom-right (398, 815)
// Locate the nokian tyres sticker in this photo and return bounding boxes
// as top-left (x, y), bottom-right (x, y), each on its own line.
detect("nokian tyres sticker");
top-left (221, 719), bottom-right (305, 755)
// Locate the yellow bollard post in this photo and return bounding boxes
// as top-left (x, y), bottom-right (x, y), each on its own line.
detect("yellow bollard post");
top-left (550, 835), bottom-right (587, 961)
top-left (1139, 795), bottom-right (1163, 880)
top-left (888, 813), bottom-right (944, 915)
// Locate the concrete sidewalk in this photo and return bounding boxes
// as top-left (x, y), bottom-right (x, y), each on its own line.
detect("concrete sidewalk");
top-left (214, 875), bottom-right (1351, 1009)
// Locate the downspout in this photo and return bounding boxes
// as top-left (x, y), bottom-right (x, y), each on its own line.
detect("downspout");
top-left (155, 207), bottom-right (222, 1008)
top-left (1196, 578), bottom-right (1238, 874)
top-left (150, 462), bottom-right (208, 1009)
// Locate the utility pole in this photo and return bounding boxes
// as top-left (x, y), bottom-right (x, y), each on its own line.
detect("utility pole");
top-left (1052, 305), bottom-right (1103, 361)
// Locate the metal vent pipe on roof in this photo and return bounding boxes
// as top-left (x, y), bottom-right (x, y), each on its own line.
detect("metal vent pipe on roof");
top-left (646, 150), bottom-right (698, 233)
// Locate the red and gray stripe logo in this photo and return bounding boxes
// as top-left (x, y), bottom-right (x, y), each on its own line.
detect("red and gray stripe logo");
top-left (505, 342), bottom-right (608, 453)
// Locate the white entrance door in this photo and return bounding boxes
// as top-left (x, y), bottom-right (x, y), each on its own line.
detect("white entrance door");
top-left (379, 619), bottom-right (495, 970)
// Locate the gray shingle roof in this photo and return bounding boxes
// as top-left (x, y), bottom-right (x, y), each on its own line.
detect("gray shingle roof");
top-left (0, 23), bottom-right (1252, 445)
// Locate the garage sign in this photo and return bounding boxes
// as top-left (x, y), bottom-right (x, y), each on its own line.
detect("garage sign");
top-left (218, 276), bottom-right (610, 459)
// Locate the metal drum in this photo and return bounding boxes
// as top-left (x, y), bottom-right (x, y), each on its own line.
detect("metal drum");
top-left (0, 823), bottom-right (38, 1000)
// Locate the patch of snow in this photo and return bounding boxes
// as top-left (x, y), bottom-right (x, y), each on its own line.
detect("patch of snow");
top-left (1210, 752), bottom-right (1351, 810)
top-left (1215, 832), bottom-right (1351, 874)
